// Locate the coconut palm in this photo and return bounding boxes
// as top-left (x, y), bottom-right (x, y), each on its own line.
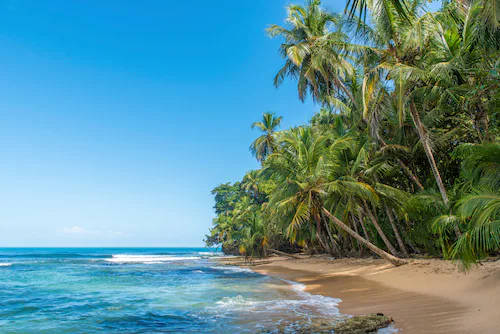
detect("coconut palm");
top-left (207, 0), bottom-right (500, 268)
top-left (451, 190), bottom-right (500, 267)
top-left (363, 0), bottom-right (500, 209)
top-left (345, 0), bottom-right (411, 22)
top-left (250, 112), bottom-right (282, 162)
top-left (267, 0), bottom-right (356, 107)
top-left (236, 210), bottom-right (269, 260)
top-left (264, 126), bottom-right (407, 265)
top-left (352, 0), bottom-right (455, 207)
top-left (269, 1), bottom-right (428, 192)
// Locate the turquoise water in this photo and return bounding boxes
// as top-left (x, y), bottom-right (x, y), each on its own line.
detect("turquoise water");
top-left (0, 248), bottom-right (352, 333)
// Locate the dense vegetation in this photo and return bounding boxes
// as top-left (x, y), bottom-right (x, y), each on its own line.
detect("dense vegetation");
top-left (205, 0), bottom-right (500, 267)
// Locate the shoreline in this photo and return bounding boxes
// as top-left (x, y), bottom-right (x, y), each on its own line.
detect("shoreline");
top-left (222, 255), bottom-right (500, 333)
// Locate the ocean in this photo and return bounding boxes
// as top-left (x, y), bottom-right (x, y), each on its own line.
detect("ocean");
top-left (0, 248), bottom-right (396, 333)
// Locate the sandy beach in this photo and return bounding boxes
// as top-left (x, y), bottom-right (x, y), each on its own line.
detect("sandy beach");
top-left (225, 255), bottom-right (500, 333)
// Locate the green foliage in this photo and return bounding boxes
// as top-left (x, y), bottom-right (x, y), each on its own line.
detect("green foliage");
top-left (250, 112), bottom-right (282, 162)
top-left (211, 182), bottom-right (243, 215)
top-left (208, 0), bottom-right (500, 267)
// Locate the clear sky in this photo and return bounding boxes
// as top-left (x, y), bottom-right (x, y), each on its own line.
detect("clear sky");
top-left (0, 0), bottom-right (439, 247)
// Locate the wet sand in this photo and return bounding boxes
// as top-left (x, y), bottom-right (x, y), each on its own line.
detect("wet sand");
top-left (225, 256), bottom-right (500, 333)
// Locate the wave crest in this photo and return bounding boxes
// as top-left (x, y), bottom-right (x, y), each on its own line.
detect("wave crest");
top-left (105, 255), bottom-right (199, 264)
top-left (209, 266), bottom-right (254, 274)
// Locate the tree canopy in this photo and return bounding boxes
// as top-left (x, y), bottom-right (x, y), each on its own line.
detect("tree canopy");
top-left (206, 0), bottom-right (500, 268)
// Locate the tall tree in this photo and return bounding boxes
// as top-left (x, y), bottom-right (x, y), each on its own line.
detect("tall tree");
top-left (250, 112), bottom-right (282, 162)
top-left (264, 126), bottom-right (407, 266)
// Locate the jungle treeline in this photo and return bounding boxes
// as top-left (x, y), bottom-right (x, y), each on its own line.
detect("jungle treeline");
top-left (205, 0), bottom-right (500, 267)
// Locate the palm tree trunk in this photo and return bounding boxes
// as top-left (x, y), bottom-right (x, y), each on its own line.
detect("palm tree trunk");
top-left (350, 212), bottom-right (362, 256)
top-left (409, 103), bottom-right (463, 239)
top-left (337, 74), bottom-right (423, 192)
top-left (333, 78), bottom-right (356, 108)
top-left (361, 113), bottom-right (424, 191)
top-left (409, 102), bottom-right (448, 206)
top-left (323, 208), bottom-right (407, 266)
top-left (323, 219), bottom-right (340, 257)
top-left (268, 249), bottom-right (300, 259)
top-left (385, 206), bottom-right (409, 257)
top-left (357, 209), bottom-right (370, 242)
top-left (316, 231), bottom-right (330, 254)
top-left (363, 200), bottom-right (399, 256)
top-left (376, 135), bottom-right (424, 191)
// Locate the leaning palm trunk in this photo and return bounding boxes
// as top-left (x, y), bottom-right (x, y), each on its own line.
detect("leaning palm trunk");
top-left (363, 200), bottom-right (399, 256)
top-left (334, 74), bottom-right (423, 192)
top-left (362, 112), bottom-right (424, 191)
top-left (335, 73), bottom-right (423, 192)
top-left (357, 209), bottom-right (370, 242)
top-left (268, 249), bottom-right (300, 259)
top-left (385, 207), bottom-right (409, 257)
top-left (409, 102), bottom-right (448, 205)
top-left (409, 102), bottom-right (462, 239)
top-left (316, 231), bottom-right (331, 254)
top-left (323, 208), bottom-right (407, 266)
top-left (350, 213), bottom-right (362, 255)
top-left (323, 219), bottom-right (340, 256)
top-left (377, 135), bottom-right (425, 191)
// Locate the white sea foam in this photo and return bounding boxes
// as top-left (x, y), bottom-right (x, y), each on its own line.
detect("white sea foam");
top-left (216, 295), bottom-right (255, 307)
top-left (211, 276), bottom-right (343, 325)
top-left (105, 255), bottom-right (199, 264)
top-left (378, 325), bottom-right (399, 333)
top-left (209, 265), bottom-right (254, 274)
top-left (278, 278), bottom-right (342, 317)
top-left (0, 263), bottom-right (12, 267)
top-left (212, 291), bottom-right (342, 320)
top-left (198, 252), bottom-right (223, 256)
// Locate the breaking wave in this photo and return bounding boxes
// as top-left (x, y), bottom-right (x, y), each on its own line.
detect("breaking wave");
top-left (105, 255), bottom-right (199, 264)
top-left (209, 265), bottom-right (255, 274)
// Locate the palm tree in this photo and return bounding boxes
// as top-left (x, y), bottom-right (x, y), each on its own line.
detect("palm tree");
top-left (269, 0), bottom-right (427, 193)
top-left (267, 0), bottom-right (356, 106)
top-left (345, 0), bottom-right (410, 22)
top-left (250, 112), bottom-right (282, 162)
top-left (208, 0), bottom-right (500, 267)
top-left (451, 190), bottom-right (500, 267)
top-left (241, 170), bottom-right (261, 200)
top-left (264, 126), bottom-right (407, 266)
top-left (352, 0), bottom-right (455, 206)
top-left (236, 211), bottom-right (269, 260)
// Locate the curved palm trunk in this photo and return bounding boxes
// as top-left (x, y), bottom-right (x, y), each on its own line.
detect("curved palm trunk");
top-left (409, 102), bottom-right (448, 206)
top-left (377, 135), bottom-right (424, 191)
top-left (336, 74), bottom-right (424, 192)
top-left (323, 208), bottom-right (407, 266)
top-left (363, 200), bottom-right (399, 256)
top-left (385, 206), bottom-right (409, 257)
top-left (323, 219), bottom-right (340, 257)
top-left (268, 249), bottom-right (300, 259)
top-left (357, 209), bottom-right (370, 242)
top-left (361, 115), bottom-right (424, 191)
top-left (350, 212), bottom-right (362, 255)
top-left (316, 231), bottom-right (330, 254)
top-left (409, 103), bottom-right (463, 239)
top-left (333, 78), bottom-right (356, 107)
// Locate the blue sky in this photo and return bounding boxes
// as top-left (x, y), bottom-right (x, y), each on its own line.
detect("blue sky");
top-left (0, 0), bottom-right (440, 247)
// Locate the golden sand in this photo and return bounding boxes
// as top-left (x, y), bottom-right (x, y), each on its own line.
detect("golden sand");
top-left (224, 255), bottom-right (500, 333)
